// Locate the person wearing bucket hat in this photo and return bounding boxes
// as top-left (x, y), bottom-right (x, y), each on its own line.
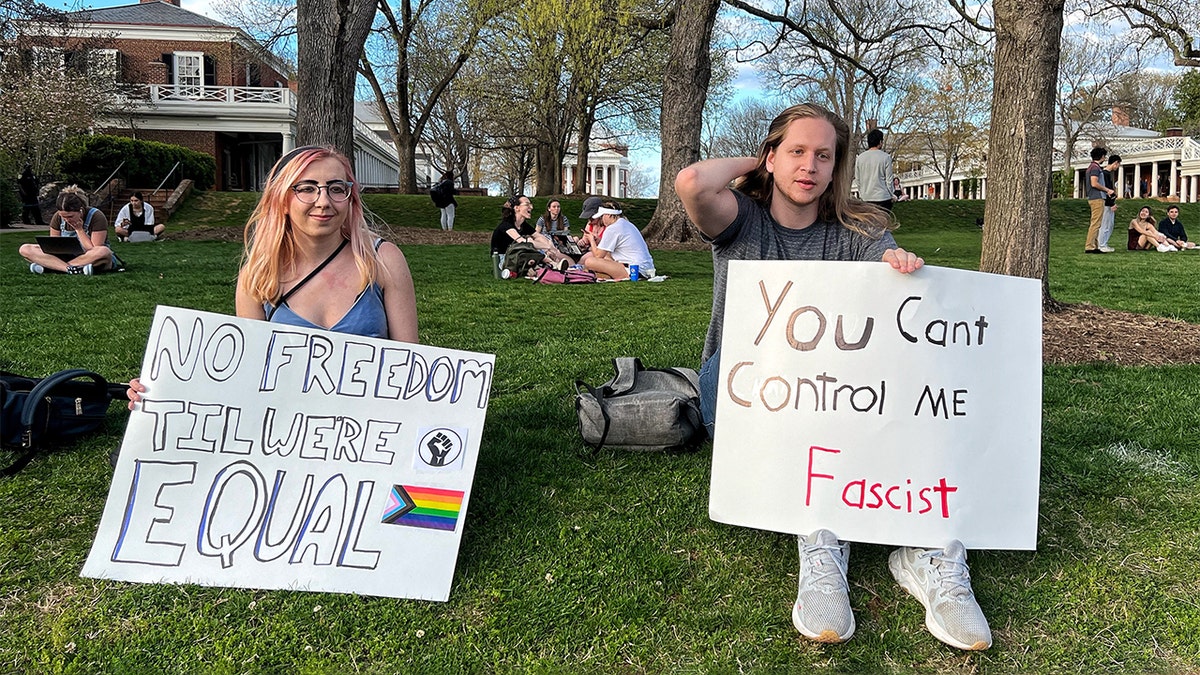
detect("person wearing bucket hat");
top-left (580, 200), bottom-right (655, 280)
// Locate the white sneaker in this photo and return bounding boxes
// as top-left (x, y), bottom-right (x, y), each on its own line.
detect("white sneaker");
top-left (29, 263), bottom-right (44, 274)
top-left (889, 541), bottom-right (992, 650)
top-left (1156, 243), bottom-right (1176, 252)
top-left (792, 529), bottom-right (855, 643)
top-left (1099, 246), bottom-right (1115, 253)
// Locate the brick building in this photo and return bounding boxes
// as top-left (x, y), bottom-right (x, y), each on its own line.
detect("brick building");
top-left (16, 0), bottom-right (400, 189)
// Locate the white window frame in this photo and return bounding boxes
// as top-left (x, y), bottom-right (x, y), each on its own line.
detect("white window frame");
top-left (173, 51), bottom-right (204, 96)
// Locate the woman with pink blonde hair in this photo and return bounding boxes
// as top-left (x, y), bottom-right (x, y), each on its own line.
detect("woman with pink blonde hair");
top-left (129, 146), bottom-right (417, 407)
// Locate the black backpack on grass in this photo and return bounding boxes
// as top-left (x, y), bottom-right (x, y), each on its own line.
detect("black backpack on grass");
top-left (1, 369), bottom-right (126, 476)
top-left (504, 242), bottom-right (545, 277)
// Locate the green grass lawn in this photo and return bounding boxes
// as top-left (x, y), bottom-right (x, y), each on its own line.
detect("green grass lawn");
top-left (1, 196), bottom-right (1198, 673)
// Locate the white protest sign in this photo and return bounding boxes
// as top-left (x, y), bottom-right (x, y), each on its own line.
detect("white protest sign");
top-left (83, 306), bottom-right (494, 601)
top-left (709, 262), bottom-right (1041, 550)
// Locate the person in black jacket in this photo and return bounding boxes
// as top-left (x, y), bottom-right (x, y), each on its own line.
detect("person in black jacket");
top-left (431, 170), bottom-right (458, 231)
top-left (1158, 205), bottom-right (1195, 249)
top-left (17, 166), bottom-right (45, 226)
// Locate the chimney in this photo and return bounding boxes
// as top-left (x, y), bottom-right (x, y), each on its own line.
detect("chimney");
top-left (1165, 128), bottom-right (1183, 137)
top-left (142, 0), bottom-right (181, 5)
top-left (1111, 107), bottom-right (1130, 127)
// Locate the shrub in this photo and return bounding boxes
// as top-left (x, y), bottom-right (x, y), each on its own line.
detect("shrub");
top-left (57, 135), bottom-right (215, 191)
top-left (1051, 170), bottom-right (1074, 199)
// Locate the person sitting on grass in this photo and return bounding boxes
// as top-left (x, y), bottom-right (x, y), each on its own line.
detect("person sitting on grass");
top-left (576, 196), bottom-right (605, 253)
top-left (128, 145), bottom-right (418, 405)
top-left (489, 194), bottom-right (570, 271)
top-left (19, 187), bottom-right (115, 275)
top-left (676, 102), bottom-right (991, 652)
top-left (580, 200), bottom-right (655, 280)
top-left (535, 198), bottom-right (570, 235)
top-left (1157, 205), bottom-right (1194, 250)
top-left (1128, 206), bottom-right (1172, 251)
top-left (114, 192), bottom-right (164, 241)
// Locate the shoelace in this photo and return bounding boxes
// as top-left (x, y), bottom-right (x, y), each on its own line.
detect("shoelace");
top-left (922, 550), bottom-right (973, 600)
top-left (801, 543), bottom-right (848, 592)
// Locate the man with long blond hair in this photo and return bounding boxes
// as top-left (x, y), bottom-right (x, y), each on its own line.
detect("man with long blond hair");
top-left (675, 103), bottom-right (993, 652)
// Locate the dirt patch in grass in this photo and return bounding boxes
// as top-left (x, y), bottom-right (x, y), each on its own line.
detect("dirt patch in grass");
top-left (172, 226), bottom-right (1200, 366)
top-left (1042, 303), bottom-right (1200, 366)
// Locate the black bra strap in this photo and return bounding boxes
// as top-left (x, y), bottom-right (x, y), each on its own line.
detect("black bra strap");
top-left (266, 238), bottom-right (349, 321)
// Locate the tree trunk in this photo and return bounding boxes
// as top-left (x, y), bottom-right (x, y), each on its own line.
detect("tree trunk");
top-left (295, 0), bottom-right (377, 159)
top-left (396, 125), bottom-right (420, 193)
top-left (535, 143), bottom-right (563, 196)
top-left (642, 0), bottom-right (721, 242)
top-left (574, 113), bottom-right (595, 194)
top-left (980, 0), bottom-right (1065, 308)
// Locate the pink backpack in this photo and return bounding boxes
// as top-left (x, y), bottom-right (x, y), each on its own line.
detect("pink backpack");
top-left (534, 266), bottom-right (597, 284)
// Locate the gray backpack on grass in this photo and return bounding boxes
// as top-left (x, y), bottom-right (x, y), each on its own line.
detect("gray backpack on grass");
top-left (575, 358), bottom-right (704, 452)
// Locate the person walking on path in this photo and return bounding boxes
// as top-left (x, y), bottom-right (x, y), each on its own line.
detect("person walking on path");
top-left (854, 129), bottom-right (895, 211)
top-left (431, 170), bottom-right (458, 231)
top-left (676, 102), bottom-right (993, 652)
top-left (1084, 146), bottom-right (1115, 253)
top-left (17, 166), bottom-right (45, 226)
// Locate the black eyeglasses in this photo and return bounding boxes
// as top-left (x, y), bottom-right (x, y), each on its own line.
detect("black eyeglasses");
top-left (291, 181), bottom-right (353, 203)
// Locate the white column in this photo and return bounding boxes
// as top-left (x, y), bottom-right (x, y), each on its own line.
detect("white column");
top-left (1073, 169), bottom-right (1081, 198)
top-left (980, 178), bottom-right (987, 200)
top-left (282, 132), bottom-right (295, 153)
top-left (1170, 161), bottom-right (1179, 197)
top-left (1134, 164), bottom-right (1142, 198)
top-left (1150, 163), bottom-right (1159, 197)
top-left (1117, 165), bottom-right (1126, 198)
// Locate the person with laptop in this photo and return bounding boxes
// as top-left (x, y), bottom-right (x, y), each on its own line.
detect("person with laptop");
top-left (114, 192), bottom-right (163, 241)
top-left (19, 187), bottom-right (116, 275)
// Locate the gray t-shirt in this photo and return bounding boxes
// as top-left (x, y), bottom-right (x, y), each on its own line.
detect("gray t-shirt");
top-left (1085, 162), bottom-right (1106, 200)
top-left (702, 190), bottom-right (897, 362)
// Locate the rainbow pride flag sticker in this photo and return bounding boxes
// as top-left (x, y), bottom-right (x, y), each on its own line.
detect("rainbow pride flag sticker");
top-left (382, 485), bottom-right (464, 531)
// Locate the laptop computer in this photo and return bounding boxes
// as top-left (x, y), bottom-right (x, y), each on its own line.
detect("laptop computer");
top-left (36, 236), bottom-right (86, 262)
top-left (552, 234), bottom-right (582, 257)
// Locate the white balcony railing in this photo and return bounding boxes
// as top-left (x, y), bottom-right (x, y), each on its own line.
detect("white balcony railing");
top-left (116, 83), bottom-right (294, 109)
top-left (1068, 135), bottom-right (1187, 165)
top-left (1181, 137), bottom-right (1200, 163)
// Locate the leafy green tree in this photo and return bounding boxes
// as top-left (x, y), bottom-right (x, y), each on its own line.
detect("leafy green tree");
top-left (895, 60), bottom-right (992, 198)
top-left (1168, 69), bottom-right (1200, 135)
top-left (477, 0), bottom-right (667, 196)
top-left (359, 0), bottom-right (500, 193)
top-left (1110, 70), bottom-right (1182, 132)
